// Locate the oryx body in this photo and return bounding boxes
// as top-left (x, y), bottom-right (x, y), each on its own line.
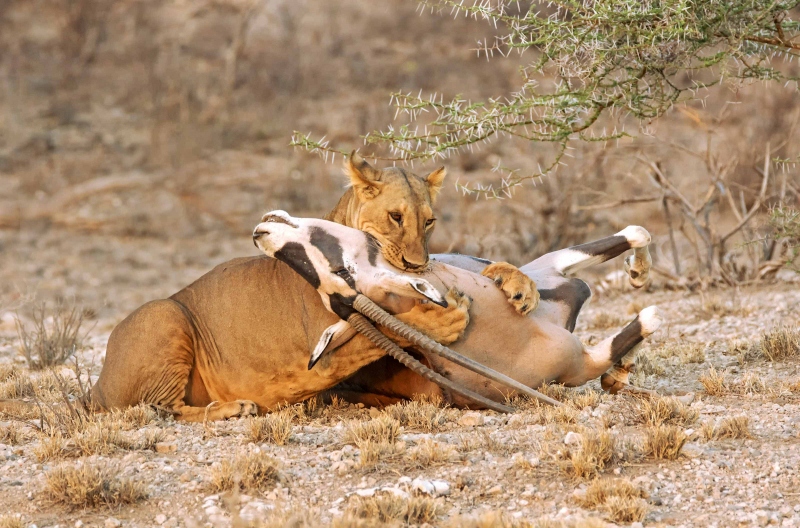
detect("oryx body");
top-left (253, 212), bottom-right (660, 408)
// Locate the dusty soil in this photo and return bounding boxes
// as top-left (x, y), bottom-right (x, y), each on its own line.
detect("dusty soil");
top-left (1, 223), bottom-right (799, 528)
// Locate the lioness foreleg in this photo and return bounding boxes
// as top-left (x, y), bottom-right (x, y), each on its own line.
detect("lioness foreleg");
top-left (481, 262), bottom-right (539, 315)
top-left (174, 400), bottom-right (258, 422)
top-left (382, 287), bottom-right (471, 346)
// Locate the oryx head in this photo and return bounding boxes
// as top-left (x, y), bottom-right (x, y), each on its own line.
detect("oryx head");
top-left (253, 211), bottom-right (446, 321)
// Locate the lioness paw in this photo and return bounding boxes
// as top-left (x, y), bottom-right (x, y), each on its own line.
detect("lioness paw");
top-left (395, 286), bottom-right (471, 345)
top-left (481, 262), bottom-right (539, 315)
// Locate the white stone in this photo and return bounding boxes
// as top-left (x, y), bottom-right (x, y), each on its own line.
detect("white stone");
top-left (564, 431), bottom-right (583, 445)
top-left (155, 514), bottom-right (167, 525)
top-left (104, 519), bottom-right (121, 528)
top-left (411, 478), bottom-right (435, 495)
top-left (432, 480), bottom-right (451, 496)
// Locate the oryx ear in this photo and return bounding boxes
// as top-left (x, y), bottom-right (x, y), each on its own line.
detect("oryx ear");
top-left (345, 151), bottom-right (383, 201)
top-left (309, 321), bottom-right (358, 370)
top-left (425, 167), bottom-right (446, 204)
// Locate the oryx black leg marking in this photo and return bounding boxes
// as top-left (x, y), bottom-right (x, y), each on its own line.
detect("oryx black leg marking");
top-left (538, 279), bottom-right (592, 332)
top-left (568, 235), bottom-right (631, 265)
top-left (608, 316), bottom-right (645, 365)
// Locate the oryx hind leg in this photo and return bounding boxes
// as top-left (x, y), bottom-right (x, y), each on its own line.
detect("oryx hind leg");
top-left (521, 226), bottom-right (652, 287)
top-left (582, 306), bottom-right (662, 384)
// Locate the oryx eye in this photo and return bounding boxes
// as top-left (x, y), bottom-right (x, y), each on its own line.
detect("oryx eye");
top-left (425, 218), bottom-right (436, 228)
top-left (334, 268), bottom-right (351, 279)
top-left (389, 212), bottom-right (403, 225)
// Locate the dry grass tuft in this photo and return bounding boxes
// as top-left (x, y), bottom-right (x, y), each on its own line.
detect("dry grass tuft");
top-left (357, 439), bottom-right (405, 469)
top-left (344, 416), bottom-right (401, 445)
top-left (0, 424), bottom-right (31, 445)
top-left (339, 492), bottom-right (443, 526)
top-left (759, 326), bottom-right (800, 361)
top-left (692, 294), bottom-right (752, 319)
top-left (444, 510), bottom-right (533, 527)
top-left (568, 390), bottom-right (603, 410)
top-left (542, 404), bottom-right (579, 425)
top-left (0, 368), bottom-right (35, 401)
top-left (406, 438), bottom-right (459, 467)
top-left (0, 514), bottom-right (24, 528)
top-left (729, 338), bottom-right (759, 365)
top-left (699, 367), bottom-right (728, 396)
top-left (383, 395), bottom-right (452, 432)
top-left (209, 451), bottom-right (284, 492)
top-left (575, 478), bottom-right (648, 524)
top-left (642, 425), bottom-right (687, 460)
top-left (45, 460), bottom-right (148, 509)
top-left (703, 415), bottom-right (752, 440)
top-left (248, 507), bottom-right (319, 528)
top-left (249, 410), bottom-right (294, 445)
top-left (634, 395), bottom-right (698, 427)
top-left (634, 349), bottom-right (665, 377)
top-left (15, 302), bottom-right (88, 370)
top-left (556, 429), bottom-right (617, 479)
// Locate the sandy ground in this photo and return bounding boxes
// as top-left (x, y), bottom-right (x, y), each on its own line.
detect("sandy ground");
top-left (1, 226), bottom-right (800, 528)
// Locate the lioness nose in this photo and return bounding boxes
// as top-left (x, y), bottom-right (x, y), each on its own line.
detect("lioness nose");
top-left (402, 257), bottom-right (428, 271)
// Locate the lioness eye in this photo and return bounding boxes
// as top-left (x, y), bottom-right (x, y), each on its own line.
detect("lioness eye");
top-left (425, 218), bottom-right (436, 228)
top-left (389, 212), bottom-right (403, 225)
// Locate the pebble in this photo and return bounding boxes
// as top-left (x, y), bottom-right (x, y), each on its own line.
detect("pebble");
top-left (458, 412), bottom-right (484, 427)
top-left (155, 442), bottom-right (177, 454)
top-left (486, 485), bottom-right (503, 496)
top-left (564, 431), bottom-right (583, 445)
top-left (104, 519), bottom-right (121, 528)
top-left (154, 514), bottom-right (167, 525)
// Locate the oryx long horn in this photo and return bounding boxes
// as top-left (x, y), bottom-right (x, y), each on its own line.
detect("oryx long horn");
top-left (352, 294), bottom-right (561, 407)
top-left (347, 313), bottom-right (514, 413)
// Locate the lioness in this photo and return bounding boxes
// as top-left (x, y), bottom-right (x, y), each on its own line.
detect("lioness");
top-left (0, 155), bottom-right (535, 421)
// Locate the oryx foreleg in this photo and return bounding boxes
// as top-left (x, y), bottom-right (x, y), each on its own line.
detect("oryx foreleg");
top-left (520, 226), bottom-right (652, 287)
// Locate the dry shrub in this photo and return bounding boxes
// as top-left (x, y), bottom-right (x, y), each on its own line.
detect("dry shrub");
top-left (247, 506), bottom-right (319, 528)
top-left (209, 451), bottom-right (284, 492)
top-left (0, 368), bottom-right (35, 400)
top-left (344, 416), bottom-right (404, 468)
top-left (444, 511), bottom-right (532, 527)
top-left (357, 439), bottom-right (405, 469)
top-left (0, 424), bottom-right (30, 445)
top-left (115, 405), bottom-right (161, 428)
top-left (536, 383), bottom-right (569, 402)
top-left (0, 514), bottom-right (24, 528)
top-left (693, 295), bottom-right (751, 319)
top-left (568, 390), bottom-right (603, 410)
top-left (730, 372), bottom-right (769, 395)
top-left (459, 430), bottom-right (514, 456)
top-left (15, 302), bottom-right (88, 370)
top-left (575, 478), bottom-right (648, 524)
top-left (45, 461), bottom-right (147, 509)
top-left (589, 311), bottom-right (626, 329)
top-left (542, 404), bottom-right (579, 425)
top-left (642, 425), bottom-right (687, 460)
top-left (703, 416), bottom-right (751, 440)
top-left (634, 349), bottom-right (665, 377)
top-left (406, 438), bottom-right (459, 467)
top-left (729, 338), bottom-right (759, 365)
top-left (383, 395), bottom-right (452, 432)
top-left (557, 429), bottom-right (617, 479)
top-left (699, 367), bottom-right (728, 395)
top-left (634, 395), bottom-right (698, 427)
top-left (344, 416), bottom-right (400, 445)
top-left (339, 493), bottom-right (443, 526)
top-left (249, 410), bottom-right (294, 445)
top-left (760, 326), bottom-right (800, 361)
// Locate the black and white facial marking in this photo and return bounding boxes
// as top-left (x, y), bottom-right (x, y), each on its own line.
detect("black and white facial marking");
top-left (273, 242), bottom-right (321, 290)
top-left (309, 227), bottom-right (356, 289)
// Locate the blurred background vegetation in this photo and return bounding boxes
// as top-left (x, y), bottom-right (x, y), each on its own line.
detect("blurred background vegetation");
top-left (0, 0), bottom-right (798, 320)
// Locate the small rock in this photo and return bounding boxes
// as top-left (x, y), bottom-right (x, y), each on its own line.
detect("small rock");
top-left (459, 412), bottom-right (484, 427)
top-left (507, 414), bottom-right (525, 427)
top-left (432, 480), bottom-right (450, 496)
top-left (486, 485), bottom-right (503, 496)
top-left (104, 518), bottom-right (121, 528)
top-left (74, 522), bottom-right (84, 528)
top-left (355, 488), bottom-right (376, 497)
top-left (155, 442), bottom-right (177, 454)
top-left (412, 478), bottom-right (435, 495)
top-left (155, 514), bottom-right (167, 525)
top-left (564, 431), bottom-right (583, 445)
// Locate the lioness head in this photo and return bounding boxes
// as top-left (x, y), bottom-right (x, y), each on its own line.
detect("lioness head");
top-left (342, 151), bottom-right (445, 272)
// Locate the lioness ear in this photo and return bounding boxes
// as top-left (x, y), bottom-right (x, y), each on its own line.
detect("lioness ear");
top-left (425, 167), bottom-right (446, 204)
top-left (345, 151), bottom-right (383, 201)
